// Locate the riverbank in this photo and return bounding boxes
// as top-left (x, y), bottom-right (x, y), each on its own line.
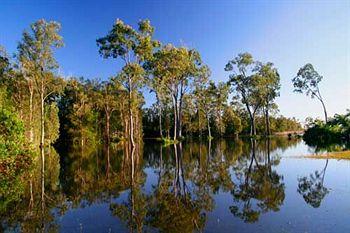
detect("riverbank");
top-left (301, 150), bottom-right (350, 160)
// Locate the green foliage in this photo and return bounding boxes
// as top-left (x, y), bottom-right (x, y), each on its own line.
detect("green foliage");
top-left (18, 19), bottom-right (63, 72)
top-left (223, 106), bottom-right (242, 136)
top-left (0, 108), bottom-right (26, 158)
top-left (0, 91), bottom-right (32, 212)
top-left (147, 44), bottom-right (208, 139)
top-left (97, 19), bottom-right (159, 144)
top-left (292, 63), bottom-right (328, 122)
top-left (303, 111), bottom-right (350, 151)
top-left (293, 63), bottom-right (323, 97)
top-left (58, 78), bottom-right (101, 148)
top-left (225, 53), bottom-right (279, 136)
top-left (45, 102), bottom-right (60, 145)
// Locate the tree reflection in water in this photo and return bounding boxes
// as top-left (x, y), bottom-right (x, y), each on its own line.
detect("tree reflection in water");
top-left (297, 159), bottom-right (329, 208)
top-left (0, 148), bottom-right (64, 232)
top-left (110, 143), bottom-right (148, 233)
top-left (145, 143), bottom-right (211, 233)
top-left (230, 139), bottom-right (285, 223)
top-left (1, 138), bottom-right (301, 232)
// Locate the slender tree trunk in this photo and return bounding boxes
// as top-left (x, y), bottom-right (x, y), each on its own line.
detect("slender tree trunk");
top-left (245, 102), bottom-right (255, 136)
top-left (131, 144), bottom-right (135, 183)
top-left (252, 116), bottom-right (256, 136)
top-left (40, 80), bottom-right (45, 208)
top-left (128, 76), bottom-right (135, 148)
top-left (177, 106), bottom-right (182, 138)
top-left (178, 102), bottom-right (182, 138)
top-left (178, 83), bottom-right (184, 139)
top-left (159, 103), bottom-right (163, 138)
top-left (106, 112), bottom-right (110, 144)
top-left (198, 109), bottom-right (201, 138)
top-left (29, 83), bottom-right (34, 144)
top-left (130, 145), bottom-right (135, 233)
top-left (172, 95), bottom-right (177, 141)
top-left (265, 108), bottom-right (271, 136)
top-left (249, 116), bottom-right (256, 136)
top-left (321, 159), bottom-right (329, 185)
top-left (207, 114), bottom-right (212, 139)
top-left (122, 109), bottom-right (128, 140)
top-left (173, 143), bottom-right (179, 196)
top-left (106, 145), bottom-right (110, 179)
top-left (320, 99), bottom-right (328, 123)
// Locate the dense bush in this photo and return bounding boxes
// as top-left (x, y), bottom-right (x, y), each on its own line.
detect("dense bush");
top-left (303, 111), bottom-right (350, 151)
top-left (0, 89), bottom-right (32, 211)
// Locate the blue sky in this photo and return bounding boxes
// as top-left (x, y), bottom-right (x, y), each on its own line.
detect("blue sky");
top-left (1, 0), bottom-right (349, 121)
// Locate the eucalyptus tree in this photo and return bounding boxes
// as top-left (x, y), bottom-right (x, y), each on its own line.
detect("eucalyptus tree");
top-left (97, 19), bottom-right (160, 147)
top-left (293, 63), bottom-right (328, 122)
top-left (93, 79), bottom-right (121, 144)
top-left (59, 78), bottom-right (99, 148)
top-left (149, 44), bottom-right (207, 140)
top-left (225, 53), bottom-right (262, 136)
top-left (212, 81), bottom-right (230, 136)
top-left (18, 20), bottom-right (64, 149)
top-left (147, 74), bottom-right (170, 138)
top-left (192, 68), bottom-right (211, 138)
top-left (255, 62), bottom-right (280, 135)
top-left (17, 19), bottom-right (64, 205)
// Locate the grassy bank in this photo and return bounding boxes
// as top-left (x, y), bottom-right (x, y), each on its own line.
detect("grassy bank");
top-left (301, 150), bottom-right (350, 160)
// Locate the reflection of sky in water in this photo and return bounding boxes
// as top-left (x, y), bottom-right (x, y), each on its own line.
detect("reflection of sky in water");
top-left (33, 140), bottom-right (350, 232)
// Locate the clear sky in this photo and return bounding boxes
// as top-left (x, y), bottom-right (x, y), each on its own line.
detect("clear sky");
top-left (1, 0), bottom-right (349, 122)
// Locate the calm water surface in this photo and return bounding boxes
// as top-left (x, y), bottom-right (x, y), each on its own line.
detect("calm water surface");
top-left (1, 138), bottom-right (350, 233)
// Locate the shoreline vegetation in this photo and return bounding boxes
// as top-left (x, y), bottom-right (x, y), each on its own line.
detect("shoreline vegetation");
top-left (146, 130), bottom-right (303, 144)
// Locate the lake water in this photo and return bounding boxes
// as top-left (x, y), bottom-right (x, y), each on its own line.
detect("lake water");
top-left (1, 138), bottom-right (350, 233)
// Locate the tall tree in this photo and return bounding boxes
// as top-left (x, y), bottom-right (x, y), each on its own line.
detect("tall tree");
top-left (292, 63), bottom-right (328, 122)
top-left (192, 69), bottom-right (211, 138)
top-left (255, 62), bottom-right (280, 135)
top-left (148, 77), bottom-right (169, 139)
top-left (17, 19), bottom-right (64, 204)
top-left (225, 53), bottom-right (261, 136)
top-left (94, 79), bottom-right (121, 144)
top-left (149, 45), bottom-right (206, 140)
top-left (212, 81), bottom-right (229, 136)
top-left (193, 81), bottom-right (215, 139)
top-left (97, 19), bottom-right (159, 147)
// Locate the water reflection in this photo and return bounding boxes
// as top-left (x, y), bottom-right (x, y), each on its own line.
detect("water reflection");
top-left (1, 148), bottom-right (64, 232)
top-left (3, 137), bottom-right (332, 232)
top-left (230, 139), bottom-right (285, 223)
top-left (297, 159), bottom-right (329, 208)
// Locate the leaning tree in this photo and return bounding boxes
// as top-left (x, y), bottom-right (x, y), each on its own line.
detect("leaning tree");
top-left (293, 63), bottom-right (328, 122)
